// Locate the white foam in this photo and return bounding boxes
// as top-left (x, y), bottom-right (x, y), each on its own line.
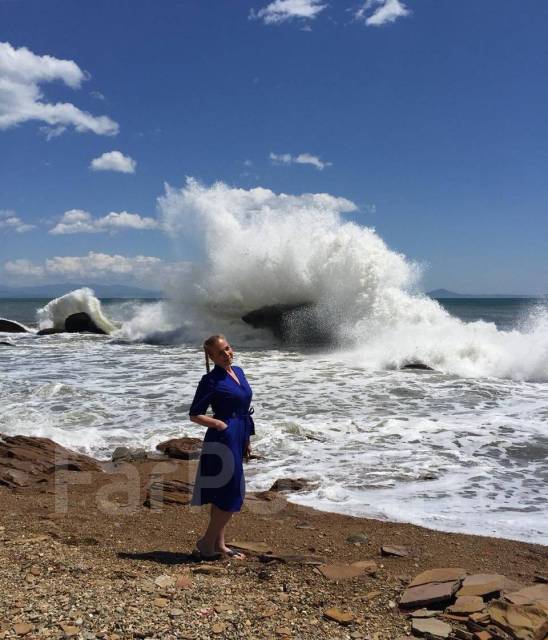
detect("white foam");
top-left (37, 288), bottom-right (118, 334)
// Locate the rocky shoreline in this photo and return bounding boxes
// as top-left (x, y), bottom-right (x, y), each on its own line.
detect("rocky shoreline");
top-left (0, 435), bottom-right (546, 640)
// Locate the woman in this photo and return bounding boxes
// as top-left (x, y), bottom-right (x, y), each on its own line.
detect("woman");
top-left (189, 334), bottom-right (254, 559)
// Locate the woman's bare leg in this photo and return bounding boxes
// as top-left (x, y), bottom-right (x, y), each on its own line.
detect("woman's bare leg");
top-left (196, 505), bottom-right (245, 559)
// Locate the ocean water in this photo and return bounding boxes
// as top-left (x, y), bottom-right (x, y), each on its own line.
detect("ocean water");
top-left (1, 293), bottom-right (547, 545)
top-left (1, 181), bottom-right (547, 543)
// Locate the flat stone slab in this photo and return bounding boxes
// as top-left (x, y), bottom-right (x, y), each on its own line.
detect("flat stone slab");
top-left (488, 599), bottom-right (548, 640)
top-left (410, 609), bottom-right (440, 618)
top-left (457, 574), bottom-right (506, 597)
top-left (400, 581), bottom-right (460, 609)
top-left (323, 608), bottom-right (355, 625)
top-left (351, 560), bottom-right (378, 574)
top-left (505, 584), bottom-right (548, 607)
top-left (319, 563), bottom-right (366, 580)
top-left (446, 596), bottom-right (485, 615)
top-left (261, 553), bottom-right (325, 565)
top-left (381, 545), bottom-right (409, 557)
top-left (409, 568), bottom-right (467, 587)
top-left (411, 618), bottom-right (452, 638)
top-left (228, 541), bottom-right (272, 554)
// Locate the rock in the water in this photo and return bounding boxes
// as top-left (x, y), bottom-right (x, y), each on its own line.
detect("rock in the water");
top-left (64, 312), bottom-right (107, 334)
top-left (401, 362), bottom-right (434, 371)
top-left (269, 477), bottom-right (317, 493)
top-left (0, 318), bottom-right (29, 333)
top-left (410, 568), bottom-right (467, 587)
top-left (400, 581), bottom-right (460, 609)
top-left (488, 599), bottom-right (548, 640)
top-left (156, 437), bottom-right (202, 460)
top-left (144, 480), bottom-right (194, 508)
top-left (457, 574), bottom-right (506, 598)
top-left (111, 447), bottom-right (148, 462)
top-left (411, 618), bottom-right (452, 638)
top-left (0, 340), bottom-right (15, 346)
top-left (0, 434), bottom-right (101, 489)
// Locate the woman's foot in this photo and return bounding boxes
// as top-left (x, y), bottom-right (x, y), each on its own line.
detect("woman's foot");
top-left (196, 537), bottom-right (221, 560)
top-left (216, 544), bottom-right (246, 560)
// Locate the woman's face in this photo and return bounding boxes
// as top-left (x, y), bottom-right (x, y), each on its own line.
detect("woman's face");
top-left (208, 337), bottom-right (234, 368)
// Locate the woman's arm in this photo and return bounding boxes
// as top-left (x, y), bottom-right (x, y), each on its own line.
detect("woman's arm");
top-left (190, 414), bottom-right (227, 431)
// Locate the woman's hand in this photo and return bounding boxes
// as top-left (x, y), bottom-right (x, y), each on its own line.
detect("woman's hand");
top-left (216, 420), bottom-right (228, 431)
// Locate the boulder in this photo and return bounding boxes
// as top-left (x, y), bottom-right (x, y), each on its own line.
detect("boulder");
top-left (0, 318), bottom-right (29, 333)
top-left (64, 312), bottom-right (107, 335)
top-left (401, 362), bottom-right (434, 371)
top-left (269, 477), bottom-right (318, 493)
top-left (155, 437), bottom-right (202, 460)
top-left (0, 434), bottom-right (101, 489)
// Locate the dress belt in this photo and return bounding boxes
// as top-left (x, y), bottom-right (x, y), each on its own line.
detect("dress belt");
top-left (214, 408), bottom-right (255, 434)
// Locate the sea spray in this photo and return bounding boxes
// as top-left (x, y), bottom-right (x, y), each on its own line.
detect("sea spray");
top-left (126, 177), bottom-right (547, 381)
top-left (37, 287), bottom-right (118, 334)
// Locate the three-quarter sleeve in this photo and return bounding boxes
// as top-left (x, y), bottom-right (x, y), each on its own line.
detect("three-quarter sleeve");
top-left (189, 375), bottom-right (215, 416)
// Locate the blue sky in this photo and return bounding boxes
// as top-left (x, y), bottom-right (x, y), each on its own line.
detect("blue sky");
top-left (1, 0), bottom-right (547, 294)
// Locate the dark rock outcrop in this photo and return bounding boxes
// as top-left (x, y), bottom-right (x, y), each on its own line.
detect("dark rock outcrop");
top-left (401, 362), bottom-right (435, 371)
top-left (65, 312), bottom-right (107, 335)
top-left (0, 434), bottom-right (102, 489)
top-left (156, 437), bottom-right (202, 460)
top-left (0, 318), bottom-right (29, 333)
top-left (269, 477), bottom-right (318, 493)
top-left (144, 479), bottom-right (194, 508)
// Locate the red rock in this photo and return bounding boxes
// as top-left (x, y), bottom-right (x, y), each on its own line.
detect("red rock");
top-left (319, 563), bottom-right (366, 580)
top-left (488, 600), bottom-right (548, 640)
top-left (156, 437), bottom-right (202, 460)
top-left (12, 624), bottom-right (33, 636)
top-left (0, 435), bottom-right (101, 489)
top-left (505, 584), bottom-right (548, 607)
top-left (447, 596), bottom-right (485, 615)
top-left (457, 574), bottom-right (505, 598)
top-left (351, 560), bottom-right (378, 574)
top-left (400, 581), bottom-right (460, 609)
top-left (411, 618), bottom-right (452, 638)
top-left (410, 568), bottom-right (467, 587)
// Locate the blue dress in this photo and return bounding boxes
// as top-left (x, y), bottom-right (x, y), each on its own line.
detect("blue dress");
top-left (189, 365), bottom-right (254, 512)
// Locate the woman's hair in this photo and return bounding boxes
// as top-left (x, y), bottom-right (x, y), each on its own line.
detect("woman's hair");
top-left (203, 334), bottom-right (226, 372)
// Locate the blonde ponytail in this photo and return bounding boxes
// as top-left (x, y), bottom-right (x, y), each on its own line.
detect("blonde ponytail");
top-left (203, 334), bottom-right (226, 372)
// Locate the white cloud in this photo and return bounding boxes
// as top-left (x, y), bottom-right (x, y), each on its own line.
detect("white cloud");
top-left (49, 209), bottom-right (159, 235)
top-left (90, 150), bottom-right (136, 174)
top-left (0, 209), bottom-right (35, 233)
top-left (4, 258), bottom-right (44, 277)
top-left (0, 41), bottom-right (118, 136)
top-left (3, 252), bottom-right (186, 288)
top-left (250, 0), bottom-right (326, 25)
top-left (269, 151), bottom-right (332, 170)
top-left (355, 0), bottom-right (409, 26)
